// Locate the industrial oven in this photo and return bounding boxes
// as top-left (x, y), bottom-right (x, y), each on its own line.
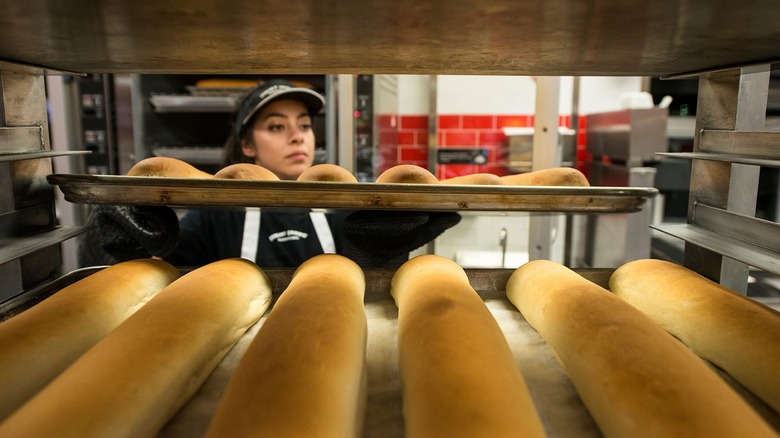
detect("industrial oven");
top-left (1, 1), bottom-right (779, 436)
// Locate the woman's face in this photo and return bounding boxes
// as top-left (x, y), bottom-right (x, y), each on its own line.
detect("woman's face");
top-left (241, 99), bottom-right (315, 180)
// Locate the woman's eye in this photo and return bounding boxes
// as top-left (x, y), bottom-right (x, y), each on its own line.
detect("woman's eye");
top-left (300, 123), bottom-right (312, 131)
top-left (268, 124), bottom-right (284, 132)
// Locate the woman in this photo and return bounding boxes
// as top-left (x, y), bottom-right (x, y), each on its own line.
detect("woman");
top-left (165, 79), bottom-right (345, 267)
top-left (79, 80), bottom-right (458, 268)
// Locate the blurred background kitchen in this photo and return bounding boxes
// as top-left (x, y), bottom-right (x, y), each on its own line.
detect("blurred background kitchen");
top-left (45, 73), bottom-right (780, 297)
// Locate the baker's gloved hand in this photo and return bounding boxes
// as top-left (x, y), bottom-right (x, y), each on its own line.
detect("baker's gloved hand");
top-left (77, 205), bottom-right (180, 266)
top-left (341, 210), bottom-right (461, 269)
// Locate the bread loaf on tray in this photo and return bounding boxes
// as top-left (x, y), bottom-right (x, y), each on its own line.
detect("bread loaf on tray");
top-left (205, 254), bottom-right (367, 438)
top-left (391, 255), bottom-right (546, 438)
top-left (500, 167), bottom-right (589, 186)
top-left (376, 164), bottom-right (439, 184)
top-left (506, 259), bottom-right (776, 438)
top-left (610, 258), bottom-right (780, 414)
top-left (127, 156), bottom-right (213, 178)
top-left (213, 163), bottom-right (279, 180)
top-left (0, 258), bottom-right (272, 438)
top-left (297, 163), bottom-right (358, 182)
top-left (0, 258), bottom-right (180, 421)
top-left (439, 173), bottom-right (503, 185)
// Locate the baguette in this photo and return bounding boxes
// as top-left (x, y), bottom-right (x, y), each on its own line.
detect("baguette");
top-left (376, 164), bottom-right (438, 184)
top-left (440, 173), bottom-right (503, 185)
top-left (0, 258), bottom-right (180, 421)
top-left (213, 163), bottom-right (279, 180)
top-left (205, 254), bottom-right (367, 438)
top-left (391, 255), bottom-right (546, 438)
top-left (506, 259), bottom-right (776, 438)
top-left (127, 156), bottom-right (213, 178)
top-left (297, 163), bottom-right (358, 182)
top-left (500, 167), bottom-right (589, 186)
top-left (0, 258), bottom-right (272, 438)
top-left (610, 259), bottom-right (780, 413)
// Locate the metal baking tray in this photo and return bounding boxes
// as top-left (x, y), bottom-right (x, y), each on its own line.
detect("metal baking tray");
top-left (47, 174), bottom-right (658, 213)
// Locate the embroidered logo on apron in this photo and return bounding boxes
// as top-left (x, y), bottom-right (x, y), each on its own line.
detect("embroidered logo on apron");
top-left (268, 230), bottom-right (309, 243)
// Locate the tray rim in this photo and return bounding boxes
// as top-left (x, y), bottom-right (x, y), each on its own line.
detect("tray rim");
top-left (47, 173), bottom-right (659, 213)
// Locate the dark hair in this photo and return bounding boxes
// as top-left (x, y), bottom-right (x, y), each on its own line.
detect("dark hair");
top-left (222, 122), bottom-right (256, 167)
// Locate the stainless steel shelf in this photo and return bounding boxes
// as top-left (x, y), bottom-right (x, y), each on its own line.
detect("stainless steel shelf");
top-left (656, 152), bottom-right (780, 168)
top-left (151, 147), bottom-right (223, 165)
top-left (652, 223), bottom-right (780, 276)
top-left (0, 150), bottom-right (90, 163)
top-left (149, 95), bottom-right (238, 113)
top-left (0, 226), bottom-right (90, 265)
top-left (651, 202), bottom-right (780, 276)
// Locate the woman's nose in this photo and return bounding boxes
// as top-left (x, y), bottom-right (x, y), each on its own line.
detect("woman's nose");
top-left (289, 126), bottom-right (304, 143)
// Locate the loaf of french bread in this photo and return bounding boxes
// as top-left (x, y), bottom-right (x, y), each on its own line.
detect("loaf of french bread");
top-left (205, 254), bottom-right (367, 437)
top-left (506, 259), bottom-right (776, 437)
top-left (0, 258), bottom-right (180, 421)
top-left (500, 167), bottom-right (589, 186)
top-left (297, 163), bottom-right (358, 182)
top-left (610, 258), bottom-right (780, 414)
top-left (213, 163), bottom-right (279, 180)
top-left (392, 255), bottom-right (546, 437)
top-left (375, 164), bottom-right (438, 184)
top-left (0, 258), bottom-right (272, 438)
top-left (439, 173), bottom-right (503, 185)
top-left (127, 156), bottom-right (213, 178)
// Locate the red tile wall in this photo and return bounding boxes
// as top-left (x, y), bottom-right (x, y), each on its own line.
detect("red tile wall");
top-left (378, 114), bottom-right (588, 180)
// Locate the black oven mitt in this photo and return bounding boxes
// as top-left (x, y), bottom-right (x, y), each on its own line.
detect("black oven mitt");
top-left (341, 210), bottom-right (461, 268)
top-left (77, 205), bottom-right (180, 266)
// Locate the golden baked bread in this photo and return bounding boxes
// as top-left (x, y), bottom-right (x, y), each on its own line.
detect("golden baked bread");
top-left (506, 259), bottom-right (776, 438)
top-left (0, 258), bottom-right (272, 438)
top-left (375, 164), bottom-right (438, 184)
top-left (500, 167), bottom-right (589, 186)
top-left (297, 163), bottom-right (358, 182)
top-left (126, 156), bottom-right (213, 178)
top-left (439, 173), bottom-right (503, 185)
top-left (205, 254), bottom-right (367, 437)
top-left (610, 258), bottom-right (780, 414)
top-left (391, 255), bottom-right (546, 437)
top-left (0, 258), bottom-right (180, 421)
top-left (213, 163), bottom-right (279, 180)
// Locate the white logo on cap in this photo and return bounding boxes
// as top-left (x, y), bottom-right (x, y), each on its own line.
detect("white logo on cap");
top-left (258, 84), bottom-right (291, 100)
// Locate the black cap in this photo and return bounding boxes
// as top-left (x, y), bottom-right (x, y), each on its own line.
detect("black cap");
top-left (235, 79), bottom-right (325, 139)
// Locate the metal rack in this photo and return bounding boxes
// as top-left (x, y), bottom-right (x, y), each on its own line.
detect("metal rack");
top-left (0, 0), bottom-right (779, 299)
top-left (1, 2), bottom-right (780, 436)
top-left (654, 66), bottom-right (780, 293)
top-left (0, 75), bottom-right (90, 301)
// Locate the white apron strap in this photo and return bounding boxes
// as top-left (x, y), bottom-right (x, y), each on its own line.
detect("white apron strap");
top-left (309, 210), bottom-right (336, 254)
top-left (241, 207), bottom-right (261, 262)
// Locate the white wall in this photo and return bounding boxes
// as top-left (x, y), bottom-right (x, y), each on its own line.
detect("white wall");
top-left (437, 75), bottom-right (538, 114)
top-left (398, 75), bottom-right (430, 114)
top-left (578, 76), bottom-right (647, 114)
top-left (398, 75), bottom-right (647, 116)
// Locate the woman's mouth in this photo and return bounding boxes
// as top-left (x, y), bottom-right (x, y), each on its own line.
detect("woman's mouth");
top-left (286, 151), bottom-right (308, 160)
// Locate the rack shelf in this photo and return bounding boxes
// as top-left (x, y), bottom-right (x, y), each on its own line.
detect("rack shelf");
top-left (656, 152), bottom-right (780, 169)
top-left (0, 150), bottom-right (90, 163)
top-left (0, 226), bottom-right (89, 265)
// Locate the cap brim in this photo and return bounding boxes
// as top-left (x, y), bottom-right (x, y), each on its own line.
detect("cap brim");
top-left (240, 87), bottom-right (325, 134)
